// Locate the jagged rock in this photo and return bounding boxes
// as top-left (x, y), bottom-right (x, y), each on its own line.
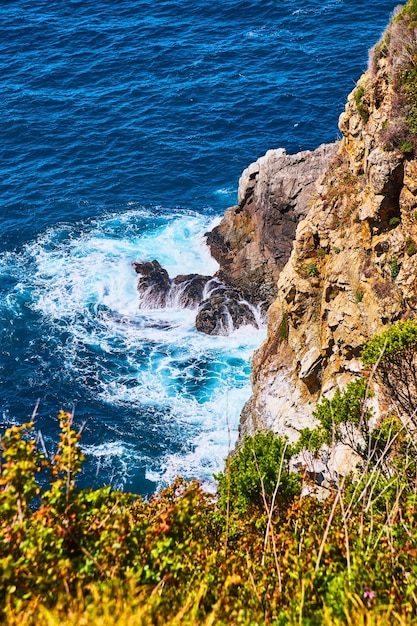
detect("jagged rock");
top-left (133, 260), bottom-right (171, 307)
top-left (206, 143), bottom-right (338, 307)
top-left (172, 274), bottom-right (211, 308)
top-left (298, 346), bottom-right (322, 391)
top-left (195, 283), bottom-right (258, 336)
top-left (133, 261), bottom-right (258, 335)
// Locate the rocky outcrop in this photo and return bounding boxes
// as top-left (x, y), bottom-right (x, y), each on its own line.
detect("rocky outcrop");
top-left (133, 261), bottom-right (259, 336)
top-left (206, 143), bottom-right (338, 308)
top-left (172, 274), bottom-right (211, 308)
top-left (239, 3), bottom-right (417, 443)
top-left (133, 260), bottom-right (172, 307)
top-left (195, 282), bottom-right (258, 335)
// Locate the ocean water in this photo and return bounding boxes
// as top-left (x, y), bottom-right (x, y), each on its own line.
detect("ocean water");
top-left (0, 0), bottom-right (398, 494)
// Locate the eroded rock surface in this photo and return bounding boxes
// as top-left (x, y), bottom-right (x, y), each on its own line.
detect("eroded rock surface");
top-left (206, 143), bottom-right (338, 308)
top-left (133, 260), bottom-right (171, 307)
top-left (195, 281), bottom-right (258, 335)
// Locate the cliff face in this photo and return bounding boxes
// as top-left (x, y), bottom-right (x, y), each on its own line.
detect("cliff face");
top-left (206, 144), bottom-right (337, 309)
top-left (233, 3), bottom-right (417, 440)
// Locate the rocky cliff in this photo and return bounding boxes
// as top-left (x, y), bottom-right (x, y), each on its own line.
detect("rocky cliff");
top-left (214, 2), bottom-right (417, 442)
top-left (207, 143), bottom-right (337, 309)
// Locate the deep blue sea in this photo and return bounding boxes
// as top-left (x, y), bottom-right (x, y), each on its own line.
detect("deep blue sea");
top-left (0, 0), bottom-right (398, 495)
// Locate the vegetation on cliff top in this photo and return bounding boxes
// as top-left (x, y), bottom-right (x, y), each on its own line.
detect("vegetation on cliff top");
top-left (370, 0), bottom-right (417, 151)
top-left (2, 321), bottom-right (417, 624)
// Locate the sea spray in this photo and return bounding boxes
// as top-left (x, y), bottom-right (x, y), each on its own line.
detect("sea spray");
top-left (0, 209), bottom-right (265, 493)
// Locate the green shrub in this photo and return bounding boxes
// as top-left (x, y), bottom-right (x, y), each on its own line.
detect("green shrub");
top-left (388, 216), bottom-right (401, 227)
top-left (362, 319), bottom-right (417, 419)
top-left (388, 257), bottom-right (400, 279)
top-left (405, 235), bottom-right (417, 256)
top-left (355, 290), bottom-right (364, 303)
top-left (216, 431), bottom-right (300, 515)
top-left (297, 378), bottom-right (373, 459)
top-left (361, 319), bottom-right (417, 366)
top-left (354, 85), bottom-right (369, 123)
top-left (400, 140), bottom-right (413, 154)
top-left (278, 312), bottom-right (289, 342)
top-left (306, 262), bottom-right (319, 277)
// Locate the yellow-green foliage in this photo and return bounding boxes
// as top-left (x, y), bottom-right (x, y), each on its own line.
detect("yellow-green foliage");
top-left (2, 409), bottom-right (417, 624)
top-left (354, 85), bottom-right (369, 124)
top-left (361, 320), bottom-right (417, 421)
top-left (361, 319), bottom-right (417, 365)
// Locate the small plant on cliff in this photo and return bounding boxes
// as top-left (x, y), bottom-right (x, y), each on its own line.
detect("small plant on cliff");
top-left (388, 216), bottom-right (401, 228)
top-left (278, 312), bottom-right (289, 342)
top-left (296, 377), bottom-right (373, 461)
top-left (400, 139), bottom-right (414, 155)
top-left (354, 84), bottom-right (369, 123)
top-left (405, 235), bottom-right (417, 256)
top-left (306, 262), bottom-right (319, 277)
top-left (388, 257), bottom-right (400, 279)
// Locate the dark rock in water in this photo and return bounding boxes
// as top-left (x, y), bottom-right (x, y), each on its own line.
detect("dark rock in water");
top-left (132, 260), bottom-right (171, 307)
top-left (132, 260), bottom-right (259, 335)
top-left (172, 274), bottom-right (211, 308)
top-left (196, 282), bottom-right (259, 336)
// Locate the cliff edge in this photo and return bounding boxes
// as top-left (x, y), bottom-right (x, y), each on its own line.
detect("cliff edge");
top-left (229, 2), bottom-right (417, 441)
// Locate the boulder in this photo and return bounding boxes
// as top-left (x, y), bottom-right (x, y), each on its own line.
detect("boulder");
top-left (132, 260), bottom-right (171, 307)
top-left (133, 261), bottom-right (259, 335)
top-left (196, 282), bottom-right (258, 336)
top-left (172, 274), bottom-right (211, 308)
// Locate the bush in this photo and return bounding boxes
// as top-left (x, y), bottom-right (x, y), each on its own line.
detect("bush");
top-left (405, 235), bottom-right (417, 256)
top-left (307, 262), bottom-right (319, 277)
top-left (400, 139), bottom-right (413, 154)
top-left (388, 216), bottom-right (401, 227)
top-left (297, 378), bottom-right (373, 460)
top-left (354, 84), bottom-right (369, 123)
top-left (388, 257), bottom-right (400, 279)
top-left (278, 311), bottom-right (289, 342)
top-left (362, 319), bottom-right (417, 420)
top-left (216, 431), bottom-right (301, 515)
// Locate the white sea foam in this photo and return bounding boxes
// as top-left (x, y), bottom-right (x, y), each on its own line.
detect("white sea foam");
top-left (0, 208), bottom-right (265, 490)
top-left (81, 441), bottom-right (135, 491)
